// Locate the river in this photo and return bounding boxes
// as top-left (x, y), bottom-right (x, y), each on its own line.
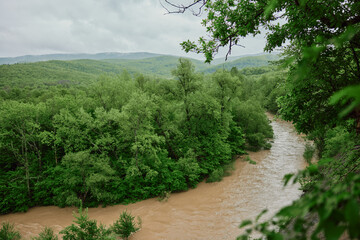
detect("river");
top-left (0, 115), bottom-right (306, 239)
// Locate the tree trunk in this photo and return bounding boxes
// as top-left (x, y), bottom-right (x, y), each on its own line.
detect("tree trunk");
top-left (355, 107), bottom-right (360, 135)
top-left (22, 137), bottom-right (31, 197)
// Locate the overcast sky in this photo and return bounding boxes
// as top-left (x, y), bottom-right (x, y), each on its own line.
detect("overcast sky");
top-left (0, 0), bottom-right (267, 59)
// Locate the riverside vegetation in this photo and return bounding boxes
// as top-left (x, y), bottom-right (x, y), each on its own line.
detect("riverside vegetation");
top-left (0, 208), bottom-right (141, 240)
top-left (0, 55), bottom-right (283, 238)
top-left (0, 57), bottom-right (280, 216)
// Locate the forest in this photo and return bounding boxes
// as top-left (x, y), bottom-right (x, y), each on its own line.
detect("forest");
top-left (1, 0), bottom-right (360, 239)
top-left (0, 57), bottom-right (281, 215)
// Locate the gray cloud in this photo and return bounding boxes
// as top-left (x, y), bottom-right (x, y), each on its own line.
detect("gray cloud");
top-left (0, 0), bottom-right (266, 59)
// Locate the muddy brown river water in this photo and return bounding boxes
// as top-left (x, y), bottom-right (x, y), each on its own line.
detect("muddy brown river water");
top-left (0, 116), bottom-right (306, 239)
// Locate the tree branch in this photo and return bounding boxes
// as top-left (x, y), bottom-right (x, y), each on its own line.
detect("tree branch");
top-left (161, 0), bottom-right (207, 16)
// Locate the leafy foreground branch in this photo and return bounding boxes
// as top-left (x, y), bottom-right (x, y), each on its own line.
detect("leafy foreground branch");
top-left (0, 208), bottom-right (141, 240)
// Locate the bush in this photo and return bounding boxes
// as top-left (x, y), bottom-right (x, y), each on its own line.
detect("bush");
top-left (323, 125), bottom-right (356, 158)
top-left (60, 207), bottom-right (113, 240)
top-left (303, 142), bottom-right (315, 164)
top-left (112, 211), bottom-right (141, 240)
top-left (158, 190), bottom-right (171, 202)
top-left (223, 162), bottom-right (235, 177)
top-left (244, 156), bottom-right (256, 165)
top-left (206, 168), bottom-right (225, 182)
top-left (244, 155), bottom-right (256, 165)
top-left (232, 101), bottom-right (273, 151)
top-left (32, 227), bottom-right (58, 240)
top-left (0, 222), bottom-right (21, 240)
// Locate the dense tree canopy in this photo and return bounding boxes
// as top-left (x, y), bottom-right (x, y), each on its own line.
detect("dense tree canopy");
top-left (0, 57), bottom-right (276, 214)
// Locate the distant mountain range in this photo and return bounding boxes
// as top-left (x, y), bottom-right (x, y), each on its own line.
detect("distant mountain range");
top-left (0, 52), bottom-right (279, 66)
top-left (0, 52), bottom-right (164, 65)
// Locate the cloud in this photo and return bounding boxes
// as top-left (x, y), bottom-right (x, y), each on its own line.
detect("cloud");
top-left (0, 0), bottom-right (266, 59)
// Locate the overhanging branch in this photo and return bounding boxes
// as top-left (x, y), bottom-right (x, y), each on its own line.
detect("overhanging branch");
top-left (161, 0), bottom-right (207, 16)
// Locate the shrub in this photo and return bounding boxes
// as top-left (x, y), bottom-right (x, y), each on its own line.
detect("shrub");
top-left (323, 125), bottom-right (356, 158)
top-left (158, 190), bottom-right (171, 202)
top-left (32, 227), bottom-right (58, 240)
top-left (60, 207), bottom-right (113, 240)
top-left (0, 222), bottom-right (21, 240)
top-left (112, 211), bottom-right (141, 240)
top-left (303, 142), bottom-right (315, 164)
top-left (223, 162), bottom-right (235, 177)
top-left (244, 156), bottom-right (256, 165)
top-left (246, 133), bottom-right (266, 151)
top-left (206, 168), bottom-right (224, 182)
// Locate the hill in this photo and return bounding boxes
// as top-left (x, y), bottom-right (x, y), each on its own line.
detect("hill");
top-left (0, 59), bottom-right (135, 88)
top-left (101, 55), bottom-right (210, 77)
top-left (0, 52), bottom-right (164, 65)
top-left (0, 53), bottom-right (278, 88)
top-left (203, 54), bottom-right (279, 73)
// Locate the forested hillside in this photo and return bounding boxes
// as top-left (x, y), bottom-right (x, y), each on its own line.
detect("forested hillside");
top-left (0, 54), bottom-right (277, 89)
top-left (203, 54), bottom-right (279, 73)
top-left (0, 52), bottom-right (164, 65)
top-left (0, 58), bottom-right (280, 215)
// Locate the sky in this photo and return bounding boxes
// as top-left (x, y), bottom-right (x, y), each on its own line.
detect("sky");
top-left (0, 0), bottom-right (267, 59)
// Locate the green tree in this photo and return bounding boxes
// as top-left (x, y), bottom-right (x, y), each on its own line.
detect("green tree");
top-left (0, 222), bottom-right (21, 240)
top-left (56, 151), bottom-right (115, 205)
top-left (52, 107), bottom-right (122, 156)
top-left (0, 101), bottom-right (45, 197)
top-left (120, 91), bottom-right (164, 165)
top-left (172, 58), bottom-right (200, 136)
top-left (32, 227), bottom-right (58, 240)
top-left (89, 75), bottom-right (135, 111)
top-left (60, 207), bottom-right (113, 240)
top-left (111, 211), bottom-right (141, 240)
top-left (210, 70), bottom-right (241, 123)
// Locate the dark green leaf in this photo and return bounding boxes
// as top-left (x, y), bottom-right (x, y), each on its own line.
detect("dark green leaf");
top-left (239, 219), bottom-right (252, 228)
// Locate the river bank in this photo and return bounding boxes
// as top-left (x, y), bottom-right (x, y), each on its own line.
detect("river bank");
top-left (0, 116), bottom-right (306, 240)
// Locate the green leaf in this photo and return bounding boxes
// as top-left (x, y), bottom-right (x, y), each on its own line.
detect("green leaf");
top-left (345, 199), bottom-right (360, 237)
top-left (256, 209), bottom-right (268, 222)
top-left (329, 84), bottom-right (360, 117)
top-left (283, 173), bottom-right (294, 186)
top-left (317, 158), bottom-right (332, 167)
top-left (318, 205), bottom-right (332, 221)
top-left (239, 219), bottom-right (252, 228)
top-left (277, 204), bottom-right (303, 218)
top-left (324, 221), bottom-right (346, 240)
top-left (307, 164), bottom-right (318, 175)
top-left (237, 234), bottom-right (249, 240)
top-left (268, 232), bottom-right (284, 240)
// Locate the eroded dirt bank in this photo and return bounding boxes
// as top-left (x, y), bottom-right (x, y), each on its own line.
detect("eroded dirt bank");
top-left (0, 116), bottom-right (306, 240)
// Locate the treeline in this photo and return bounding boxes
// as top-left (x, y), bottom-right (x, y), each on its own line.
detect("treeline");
top-left (0, 54), bottom-right (276, 88)
top-left (0, 59), bottom-right (276, 214)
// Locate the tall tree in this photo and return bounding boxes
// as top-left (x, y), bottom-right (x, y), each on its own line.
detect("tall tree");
top-left (0, 101), bottom-right (45, 197)
top-left (172, 58), bottom-right (200, 136)
top-left (57, 151), bottom-right (115, 205)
